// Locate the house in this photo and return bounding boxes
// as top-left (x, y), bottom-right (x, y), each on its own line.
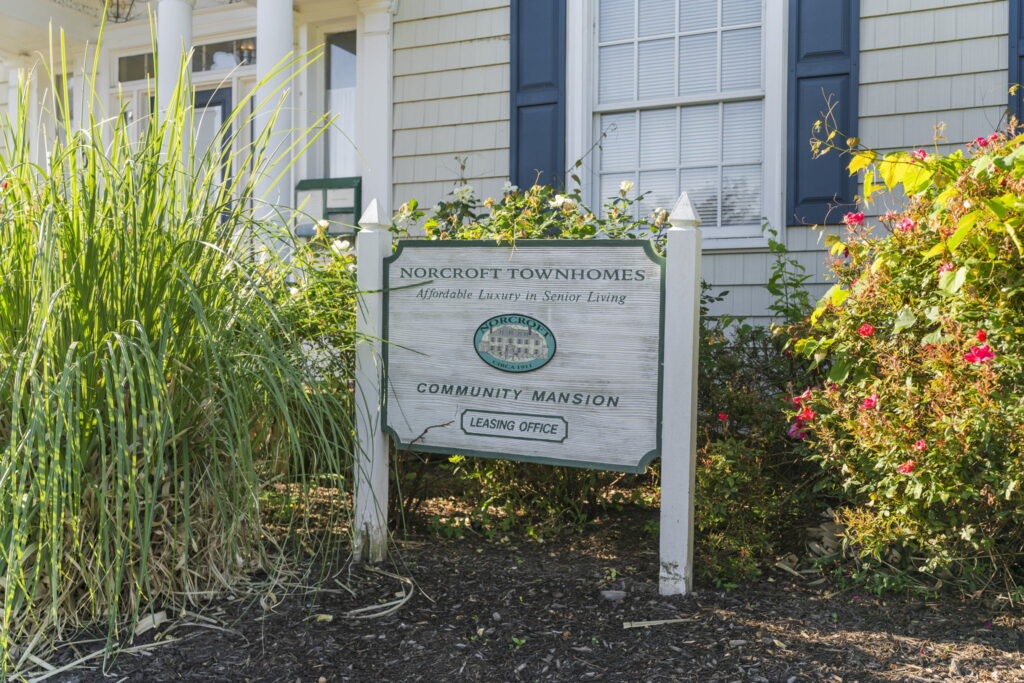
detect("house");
top-left (0, 0), bottom-right (1013, 323)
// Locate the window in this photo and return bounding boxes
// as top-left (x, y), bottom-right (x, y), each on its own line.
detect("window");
top-left (117, 37), bottom-right (256, 84)
top-left (582, 0), bottom-right (782, 243)
top-left (325, 31), bottom-right (358, 178)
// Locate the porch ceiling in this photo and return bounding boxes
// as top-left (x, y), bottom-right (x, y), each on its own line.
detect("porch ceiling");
top-left (0, 0), bottom-right (101, 57)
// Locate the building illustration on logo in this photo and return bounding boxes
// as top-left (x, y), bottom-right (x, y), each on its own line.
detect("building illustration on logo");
top-left (478, 323), bottom-right (547, 362)
top-left (473, 314), bottom-right (556, 373)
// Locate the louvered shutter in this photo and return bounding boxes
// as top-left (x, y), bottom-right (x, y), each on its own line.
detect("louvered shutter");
top-left (510, 0), bottom-right (566, 188)
top-left (787, 0), bottom-right (860, 225)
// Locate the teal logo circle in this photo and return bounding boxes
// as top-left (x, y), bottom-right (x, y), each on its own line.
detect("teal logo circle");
top-left (474, 314), bottom-right (556, 373)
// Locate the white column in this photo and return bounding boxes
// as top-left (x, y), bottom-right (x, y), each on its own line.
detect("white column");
top-left (156, 0), bottom-right (194, 112)
top-left (659, 192), bottom-right (703, 595)
top-left (356, 0), bottom-right (395, 215)
top-left (255, 0), bottom-right (295, 213)
top-left (353, 199), bottom-right (392, 562)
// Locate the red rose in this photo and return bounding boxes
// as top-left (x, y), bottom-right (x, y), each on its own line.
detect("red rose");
top-left (858, 324), bottom-right (875, 337)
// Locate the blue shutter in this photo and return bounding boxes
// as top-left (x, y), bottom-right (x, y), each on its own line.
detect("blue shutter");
top-left (787, 0), bottom-right (860, 225)
top-left (510, 0), bottom-right (566, 188)
top-left (1011, 0), bottom-right (1024, 121)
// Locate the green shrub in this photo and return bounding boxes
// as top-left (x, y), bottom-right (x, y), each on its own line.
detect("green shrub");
top-left (792, 130), bottom-right (1024, 591)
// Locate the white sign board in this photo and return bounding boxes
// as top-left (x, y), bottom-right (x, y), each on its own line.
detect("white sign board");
top-left (383, 241), bottom-right (663, 472)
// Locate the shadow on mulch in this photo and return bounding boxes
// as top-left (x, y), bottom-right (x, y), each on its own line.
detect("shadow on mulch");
top-left (58, 511), bottom-right (1024, 683)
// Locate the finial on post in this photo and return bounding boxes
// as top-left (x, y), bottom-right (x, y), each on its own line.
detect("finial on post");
top-left (668, 192), bottom-right (702, 229)
top-left (358, 198), bottom-right (388, 231)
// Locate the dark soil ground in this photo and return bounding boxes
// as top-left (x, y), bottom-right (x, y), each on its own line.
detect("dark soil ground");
top-left (55, 510), bottom-right (1024, 683)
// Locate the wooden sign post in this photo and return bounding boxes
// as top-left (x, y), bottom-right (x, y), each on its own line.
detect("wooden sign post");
top-left (354, 194), bottom-right (701, 594)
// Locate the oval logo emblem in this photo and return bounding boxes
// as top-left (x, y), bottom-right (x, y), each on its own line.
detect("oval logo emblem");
top-left (474, 314), bottom-right (556, 373)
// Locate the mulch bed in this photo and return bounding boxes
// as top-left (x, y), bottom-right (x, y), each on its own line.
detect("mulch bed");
top-left (59, 511), bottom-right (1024, 683)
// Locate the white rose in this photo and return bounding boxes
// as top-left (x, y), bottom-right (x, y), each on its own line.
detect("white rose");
top-left (453, 184), bottom-right (475, 202)
top-left (619, 180), bottom-right (635, 193)
top-left (502, 181), bottom-right (519, 194)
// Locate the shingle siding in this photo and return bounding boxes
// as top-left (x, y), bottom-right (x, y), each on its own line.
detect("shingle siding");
top-left (705, 0), bottom-right (1009, 321)
top-left (386, 0), bottom-right (1009, 322)
top-left (391, 2), bottom-right (510, 215)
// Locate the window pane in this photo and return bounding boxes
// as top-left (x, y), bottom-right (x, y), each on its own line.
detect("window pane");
top-left (118, 53), bottom-right (153, 83)
top-left (722, 100), bottom-right (762, 164)
top-left (638, 39), bottom-right (675, 100)
top-left (722, 0), bottom-right (761, 26)
top-left (600, 0), bottom-right (635, 42)
top-left (721, 27), bottom-right (761, 90)
top-left (721, 164), bottom-right (761, 226)
top-left (679, 0), bottom-right (716, 32)
top-left (327, 31), bottom-right (358, 177)
top-left (599, 44), bottom-right (635, 103)
top-left (679, 33), bottom-right (717, 95)
top-left (639, 0), bottom-right (675, 37)
top-left (639, 169), bottom-right (678, 215)
top-left (640, 108), bottom-right (678, 168)
top-left (680, 104), bottom-right (719, 165)
top-left (679, 167), bottom-right (719, 226)
top-left (599, 113), bottom-right (637, 171)
top-left (600, 173), bottom-right (637, 206)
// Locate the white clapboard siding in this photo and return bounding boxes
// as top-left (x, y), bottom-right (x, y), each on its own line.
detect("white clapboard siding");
top-left (391, 1), bottom-right (510, 216)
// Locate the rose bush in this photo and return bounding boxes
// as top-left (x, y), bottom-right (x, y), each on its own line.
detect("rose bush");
top-left (791, 131), bottom-right (1024, 591)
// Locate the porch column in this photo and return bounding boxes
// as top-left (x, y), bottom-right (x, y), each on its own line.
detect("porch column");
top-left (255, 0), bottom-right (294, 214)
top-left (156, 0), bottom-right (194, 111)
top-left (356, 0), bottom-right (395, 215)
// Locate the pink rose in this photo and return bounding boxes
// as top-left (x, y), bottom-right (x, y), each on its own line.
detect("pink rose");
top-left (859, 393), bottom-right (879, 410)
top-left (964, 344), bottom-right (996, 363)
top-left (897, 460), bottom-right (917, 475)
top-left (896, 218), bottom-right (916, 232)
top-left (911, 149), bottom-right (928, 161)
top-left (843, 212), bottom-right (865, 226)
top-left (913, 439), bottom-right (927, 452)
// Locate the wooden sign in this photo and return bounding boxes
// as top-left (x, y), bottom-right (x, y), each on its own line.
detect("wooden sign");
top-left (382, 241), bottom-right (663, 473)
top-left (353, 194), bottom-right (702, 596)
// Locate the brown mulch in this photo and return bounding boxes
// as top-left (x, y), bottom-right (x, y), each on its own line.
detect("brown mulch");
top-left (57, 512), bottom-right (1024, 683)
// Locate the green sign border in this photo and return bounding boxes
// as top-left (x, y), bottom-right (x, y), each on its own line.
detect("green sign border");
top-left (382, 239), bottom-right (666, 474)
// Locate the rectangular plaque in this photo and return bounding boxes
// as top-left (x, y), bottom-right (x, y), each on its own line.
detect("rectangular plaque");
top-left (382, 240), bottom-right (664, 473)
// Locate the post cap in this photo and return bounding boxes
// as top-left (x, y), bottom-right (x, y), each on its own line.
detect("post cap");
top-left (669, 191), bottom-right (702, 229)
top-left (358, 198), bottom-right (387, 231)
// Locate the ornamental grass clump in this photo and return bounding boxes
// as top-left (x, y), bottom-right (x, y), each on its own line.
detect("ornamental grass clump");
top-left (0, 46), bottom-right (351, 673)
top-left (791, 129), bottom-right (1024, 593)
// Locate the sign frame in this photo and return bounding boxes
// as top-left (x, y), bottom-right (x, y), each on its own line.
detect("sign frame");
top-left (380, 239), bottom-right (666, 475)
top-left (352, 195), bottom-right (702, 596)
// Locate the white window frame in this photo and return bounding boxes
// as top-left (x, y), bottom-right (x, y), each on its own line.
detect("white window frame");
top-left (566, 0), bottom-right (787, 251)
